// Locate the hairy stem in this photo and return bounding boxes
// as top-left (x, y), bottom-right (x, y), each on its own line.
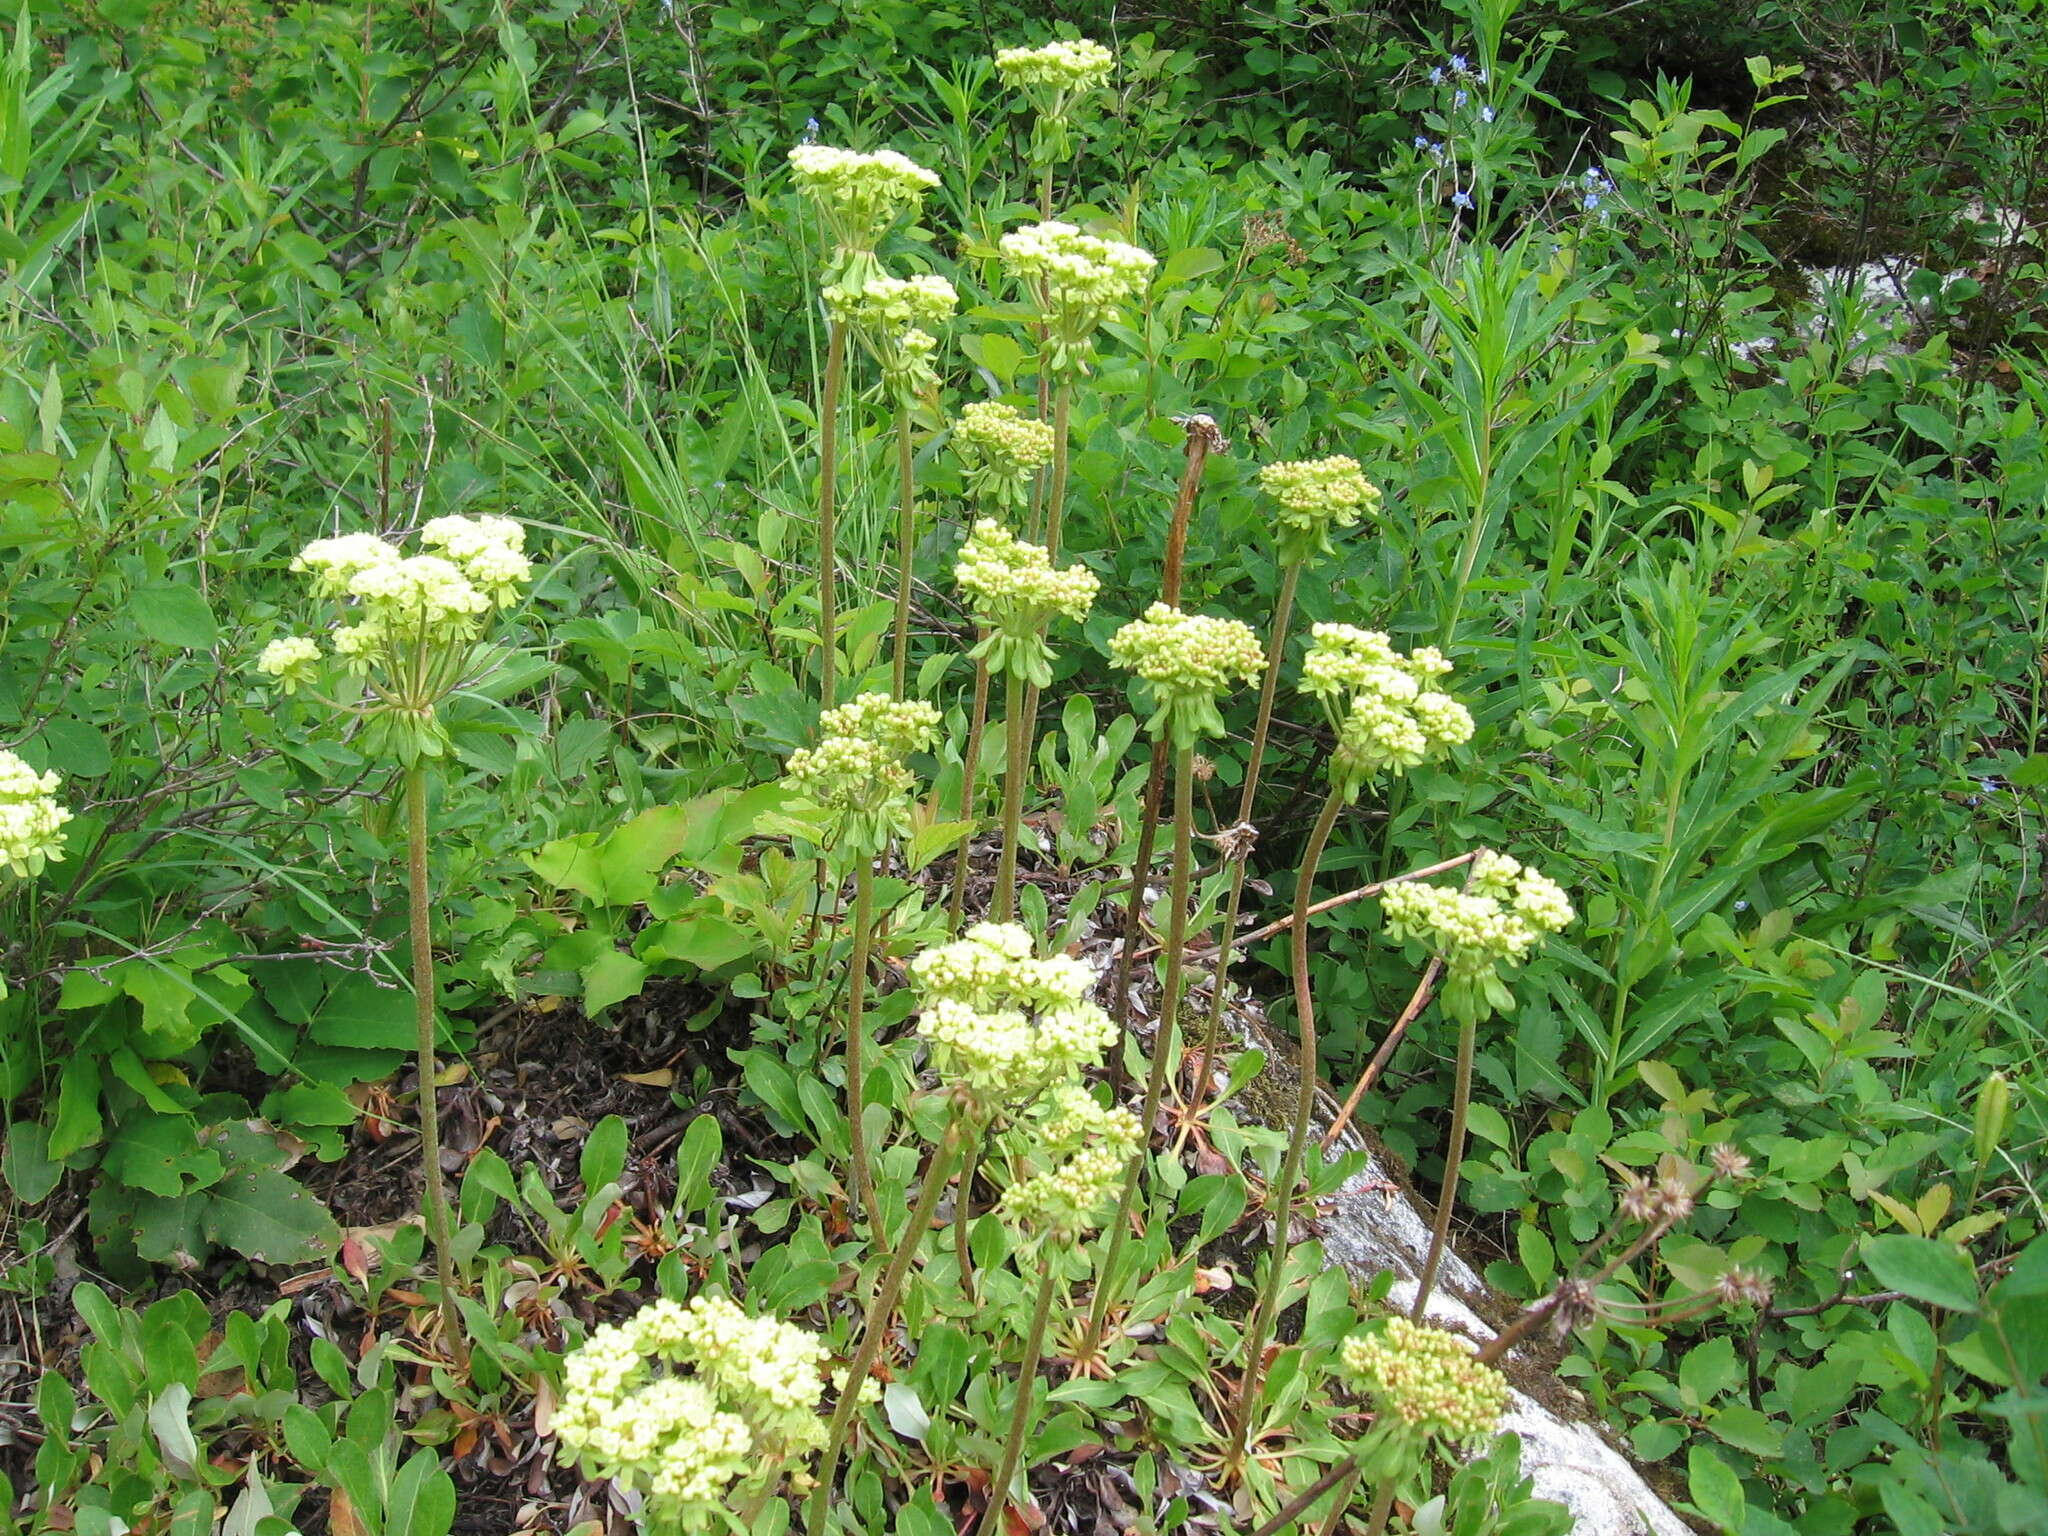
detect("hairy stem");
top-left (844, 857), bottom-right (883, 1243)
top-left (1413, 1010), bottom-right (1478, 1320)
top-left (403, 761), bottom-right (468, 1372)
top-left (994, 667), bottom-right (1028, 923)
top-left (890, 404), bottom-right (916, 698)
top-left (978, 1260), bottom-right (1061, 1536)
top-left (817, 317), bottom-right (846, 709)
top-left (1229, 789), bottom-right (1344, 1472)
top-left (947, 652), bottom-right (992, 932)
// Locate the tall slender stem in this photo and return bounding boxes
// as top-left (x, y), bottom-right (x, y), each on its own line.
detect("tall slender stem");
top-left (1081, 745), bottom-right (1195, 1362)
top-left (1229, 789), bottom-right (1345, 1472)
top-left (1413, 1011), bottom-right (1478, 1321)
top-left (1042, 379), bottom-right (1074, 564)
top-left (817, 317), bottom-right (847, 709)
top-left (994, 668), bottom-right (1028, 923)
top-left (844, 858), bottom-right (883, 1242)
top-left (1322, 956), bottom-right (1442, 1151)
top-left (403, 762), bottom-right (468, 1372)
top-left (1244, 1459), bottom-right (1360, 1536)
top-left (1311, 1468), bottom-right (1363, 1536)
top-left (807, 1121), bottom-right (964, 1536)
top-left (947, 653), bottom-right (992, 932)
top-left (954, 1145), bottom-right (982, 1304)
top-left (1361, 1484), bottom-right (1398, 1536)
top-left (978, 1260), bottom-right (1061, 1536)
top-left (890, 405), bottom-right (917, 698)
top-left (1190, 560), bottom-right (1302, 1093)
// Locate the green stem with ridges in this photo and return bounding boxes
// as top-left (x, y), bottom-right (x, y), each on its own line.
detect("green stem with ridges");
top-left (994, 667), bottom-right (1028, 923)
top-left (890, 404), bottom-right (916, 698)
top-left (1413, 1009), bottom-right (1478, 1321)
top-left (844, 856), bottom-right (884, 1243)
top-left (947, 652), bottom-right (992, 932)
top-left (817, 316), bottom-right (847, 709)
top-left (977, 1259), bottom-right (1061, 1536)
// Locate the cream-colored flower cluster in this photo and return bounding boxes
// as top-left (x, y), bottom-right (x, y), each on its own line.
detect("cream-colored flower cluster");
top-left (783, 693), bottom-right (940, 847)
top-left (1258, 456), bottom-right (1381, 561)
top-left (1379, 854), bottom-right (1573, 1023)
top-left (827, 272), bottom-right (958, 331)
top-left (0, 749), bottom-right (72, 879)
top-left (1300, 624), bottom-right (1472, 790)
top-left (995, 38), bottom-right (1115, 92)
top-left (1109, 602), bottom-right (1265, 748)
top-left (787, 145), bottom-right (939, 256)
top-left (999, 221), bottom-right (1154, 370)
top-left (1339, 1317), bottom-right (1508, 1446)
top-left (953, 519), bottom-right (1099, 685)
top-left (954, 402), bottom-right (1057, 506)
top-left (554, 1292), bottom-right (829, 1525)
top-left (999, 1081), bottom-right (1140, 1241)
top-left (911, 921), bottom-right (1113, 1104)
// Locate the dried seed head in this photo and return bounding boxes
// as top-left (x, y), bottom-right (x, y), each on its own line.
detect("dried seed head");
top-left (1710, 1143), bottom-right (1753, 1182)
top-left (1716, 1268), bottom-right (1775, 1310)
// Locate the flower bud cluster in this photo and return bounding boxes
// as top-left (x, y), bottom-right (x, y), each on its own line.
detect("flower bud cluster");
top-left (1258, 456), bottom-right (1381, 561)
top-left (954, 519), bottom-right (1099, 685)
top-left (954, 402), bottom-right (1057, 506)
top-left (783, 694), bottom-right (940, 849)
top-left (1300, 624), bottom-right (1472, 792)
top-left (554, 1292), bottom-right (829, 1524)
top-left (1378, 856), bottom-right (1573, 1023)
top-left (999, 221), bottom-right (1154, 371)
top-left (0, 750), bottom-right (72, 879)
top-left (998, 1081), bottom-right (1140, 1241)
top-left (910, 922), bottom-right (1113, 1105)
top-left (1109, 603), bottom-right (1265, 749)
top-left (1339, 1316), bottom-right (1508, 1446)
top-left (787, 145), bottom-right (940, 256)
top-left (995, 38), bottom-right (1114, 92)
top-left (826, 272), bottom-right (959, 332)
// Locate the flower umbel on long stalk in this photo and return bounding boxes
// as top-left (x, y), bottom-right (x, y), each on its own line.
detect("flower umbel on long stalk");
top-left (1228, 625), bottom-right (1473, 1473)
top-left (261, 514), bottom-right (534, 1371)
top-left (783, 692), bottom-right (941, 1238)
top-left (1080, 604), bottom-right (1262, 1363)
top-left (0, 749), bottom-right (72, 880)
top-left (951, 520), bottom-right (1099, 921)
top-left (1191, 457), bottom-right (1381, 1108)
top-left (995, 37), bottom-right (1115, 191)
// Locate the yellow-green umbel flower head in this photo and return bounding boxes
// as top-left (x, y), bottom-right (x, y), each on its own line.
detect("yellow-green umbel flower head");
top-left (0, 749), bottom-right (71, 880)
top-left (1340, 1317), bottom-right (1508, 1448)
top-left (997, 1081), bottom-right (1141, 1243)
top-left (995, 38), bottom-right (1116, 166)
top-left (272, 517), bottom-right (533, 763)
top-left (787, 145), bottom-right (941, 297)
top-left (1379, 851), bottom-right (1574, 1024)
top-left (829, 273), bottom-right (959, 404)
top-left (998, 220), bottom-right (1155, 374)
top-left (910, 921), bottom-right (1115, 1109)
top-left (953, 402), bottom-right (1057, 508)
top-left (782, 693), bottom-right (941, 856)
top-left (554, 1292), bottom-right (830, 1528)
top-left (1108, 602), bottom-right (1265, 751)
top-left (1258, 455), bottom-right (1382, 565)
top-left (953, 519), bottom-right (1099, 685)
top-left (1299, 624), bottom-right (1472, 799)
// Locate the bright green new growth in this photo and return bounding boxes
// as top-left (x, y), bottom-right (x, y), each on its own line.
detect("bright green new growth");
top-left (954, 518), bottom-right (1099, 685)
top-left (1109, 602), bottom-right (1266, 749)
top-left (782, 692), bottom-right (941, 853)
top-left (997, 1081), bottom-right (1140, 1242)
top-left (1300, 623), bottom-right (1474, 795)
top-left (1379, 851), bottom-right (1575, 1024)
top-left (555, 1292), bottom-right (831, 1526)
top-left (1339, 1317), bottom-right (1510, 1447)
top-left (1258, 455), bottom-right (1383, 564)
top-left (0, 748), bottom-right (72, 879)
top-left (911, 921), bottom-right (1114, 1105)
top-left (999, 220), bottom-right (1155, 374)
top-left (955, 402), bottom-right (1057, 507)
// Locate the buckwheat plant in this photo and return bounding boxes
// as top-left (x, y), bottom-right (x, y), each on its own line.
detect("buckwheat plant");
top-left (1229, 624), bottom-right (1475, 1472)
top-left (1346, 1317), bottom-right (1510, 1536)
top-left (830, 272), bottom-right (960, 696)
top-left (809, 921), bottom-right (1116, 1536)
top-left (1193, 458), bottom-right (1382, 1097)
top-left (1080, 605), bottom-right (1262, 1362)
top-left (782, 692), bottom-right (940, 1236)
top-left (260, 514), bottom-right (532, 1368)
top-left (789, 144), bottom-right (941, 709)
top-left (950, 519), bottom-right (1099, 923)
top-left (554, 1291), bottom-right (832, 1532)
top-left (1379, 850), bottom-right (1573, 1318)
top-left (993, 37), bottom-right (1115, 210)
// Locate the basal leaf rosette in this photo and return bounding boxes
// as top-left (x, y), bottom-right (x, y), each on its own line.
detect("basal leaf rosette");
top-left (787, 145), bottom-right (941, 297)
top-left (910, 921), bottom-right (1114, 1110)
top-left (1378, 851), bottom-right (1574, 1025)
top-left (998, 220), bottom-right (1154, 374)
top-left (1299, 623), bottom-right (1473, 799)
top-left (1258, 455), bottom-right (1382, 565)
top-left (953, 402), bottom-right (1057, 508)
top-left (1108, 603), bottom-right (1264, 752)
top-left (953, 519), bottom-right (1099, 685)
top-left (260, 516), bottom-right (532, 764)
top-left (782, 693), bottom-right (941, 856)
top-left (1340, 1316), bottom-right (1508, 1455)
top-left (996, 1080), bottom-right (1140, 1244)
top-left (0, 749), bottom-right (72, 880)
top-left (994, 38), bottom-right (1115, 166)
top-left (553, 1292), bottom-right (832, 1528)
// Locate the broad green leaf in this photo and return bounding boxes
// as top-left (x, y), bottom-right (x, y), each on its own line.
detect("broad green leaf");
top-left (132, 582), bottom-right (218, 649)
top-left (1863, 1233), bottom-right (1979, 1313)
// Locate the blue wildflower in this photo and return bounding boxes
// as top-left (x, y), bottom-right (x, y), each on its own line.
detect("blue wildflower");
top-left (1415, 135), bottom-right (1430, 149)
top-left (1450, 53), bottom-right (1468, 73)
top-left (1429, 66), bottom-right (1444, 84)
top-left (1583, 193), bottom-right (1600, 210)
top-left (1451, 189), bottom-right (1473, 209)
top-left (1480, 105), bottom-right (1496, 123)
top-left (1455, 89), bottom-right (1469, 107)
